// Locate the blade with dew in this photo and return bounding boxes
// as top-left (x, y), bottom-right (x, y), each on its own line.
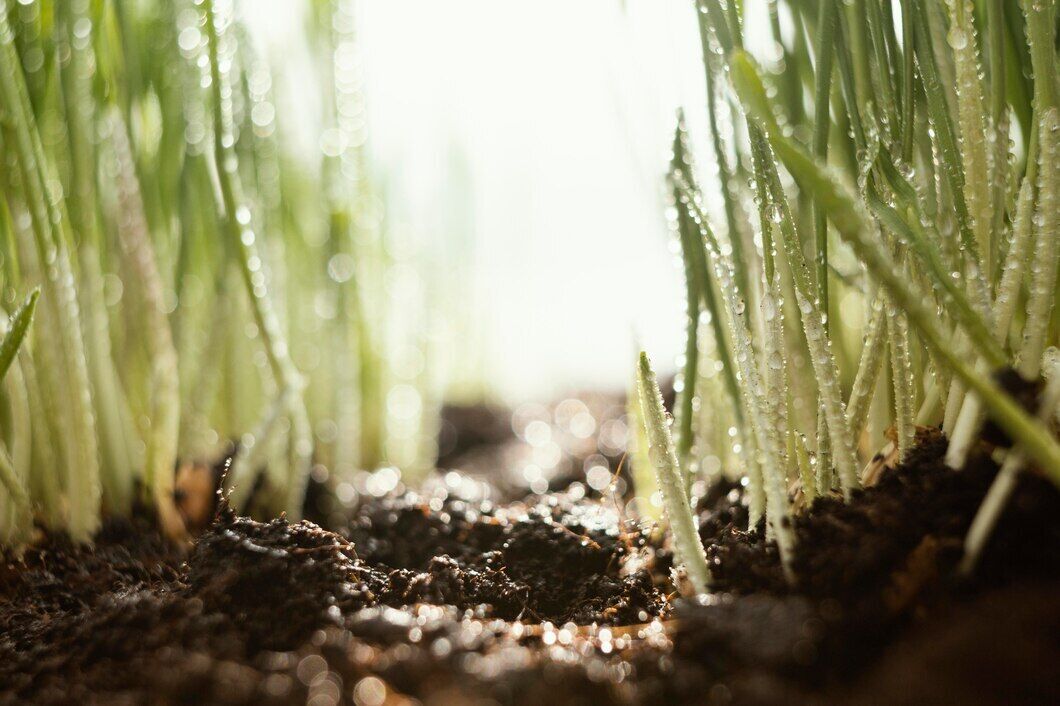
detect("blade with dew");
top-left (637, 352), bottom-right (712, 595)
top-left (675, 177), bottom-right (796, 579)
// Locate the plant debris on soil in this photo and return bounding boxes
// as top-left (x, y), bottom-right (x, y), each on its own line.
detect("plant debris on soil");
top-left (1, 428), bottom-right (1059, 705)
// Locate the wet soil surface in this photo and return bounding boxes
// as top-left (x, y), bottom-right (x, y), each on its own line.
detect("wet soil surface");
top-left (1, 429), bottom-right (1058, 705)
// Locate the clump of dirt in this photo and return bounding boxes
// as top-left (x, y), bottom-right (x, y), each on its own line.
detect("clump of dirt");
top-left (345, 489), bottom-right (665, 624)
top-left (343, 494), bottom-right (506, 569)
top-left (0, 518), bottom-right (230, 703)
top-left (184, 503), bottom-right (389, 651)
top-left (382, 554), bottom-right (530, 617)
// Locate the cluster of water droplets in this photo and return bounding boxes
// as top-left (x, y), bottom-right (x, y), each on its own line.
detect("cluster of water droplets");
top-left (175, 4), bottom-right (214, 154)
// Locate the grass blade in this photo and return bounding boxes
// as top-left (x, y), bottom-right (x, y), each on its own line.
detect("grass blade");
top-left (204, 0), bottom-right (312, 518)
top-left (945, 0), bottom-right (994, 276)
top-left (0, 289), bottom-right (38, 517)
top-left (675, 177), bottom-right (796, 578)
top-left (637, 352), bottom-right (712, 595)
top-left (1016, 108), bottom-right (1058, 379)
top-left (671, 119), bottom-right (704, 491)
top-left (672, 171), bottom-right (765, 525)
top-left (106, 111), bottom-right (185, 540)
top-left (811, 0), bottom-right (838, 331)
top-left (910, 0), bottom-right (990, 309)
top-left (747, 114), bottom-right (860, 499)
top-left (0, 289), bottom-right (38, 385)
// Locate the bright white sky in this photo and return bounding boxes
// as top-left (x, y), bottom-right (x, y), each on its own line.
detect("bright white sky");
top-left (244, 1), bottom-right (774, 402)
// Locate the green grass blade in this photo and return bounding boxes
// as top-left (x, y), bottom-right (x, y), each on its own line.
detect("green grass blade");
top-left (995, 173), bottom-right (1037, 343)
top-left (671, 119), bottom-right (704, 491)
top-left (671, 170), bottom-right (762, 523)
top-left (106, 111), bottom-right (185, 539)
top-left (811, 0), bottom-right (838, 331)
top-left (0, 449), bottom-right (30, 525)
top-left (1016, 107), bottom-right (1058, 379)
top-left (1022, 0), bottom-right (1059, 113)
top-left (627, 355), bottom-right (660, 523)
top-left (886, 295), bottom-right (915, 459)
top-left (637, 352), bottom-right (712, 595)
top-left (675, 178), bottom-right (795, 577)
top-left (863, 193), bottom-right (1006, 367)
top-left (945, 0), bottom-right (994, 277)
top-left (743, 107), bottom-right (860, 499)
top-left (0, 289), bottom-right (38, 385)
top-left (696, 6), bottom-right (755, 306)
top-left (0, 289), bottom-right (38, 518)
top-left (204, 0), bottom-right (311, 518)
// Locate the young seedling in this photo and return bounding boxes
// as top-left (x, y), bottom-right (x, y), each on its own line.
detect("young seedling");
top-left (637, 352), bottom-right (712, 595)
top-left (672, 176), bottom-right (796, 580)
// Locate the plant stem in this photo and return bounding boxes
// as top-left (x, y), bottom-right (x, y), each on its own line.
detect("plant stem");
top-left (846, 296), bottom-right (887, 441)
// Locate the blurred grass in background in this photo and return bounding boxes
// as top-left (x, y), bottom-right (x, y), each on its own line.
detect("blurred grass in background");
top-left (0, 0), bottom-right (438, 539)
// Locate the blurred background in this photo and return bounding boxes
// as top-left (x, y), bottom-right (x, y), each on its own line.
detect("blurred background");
top-left (244, 0), bottom-right (726, 403)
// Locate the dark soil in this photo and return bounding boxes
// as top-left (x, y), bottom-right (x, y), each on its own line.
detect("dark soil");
top-left (1, 428), bottom-right (1058, 705)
